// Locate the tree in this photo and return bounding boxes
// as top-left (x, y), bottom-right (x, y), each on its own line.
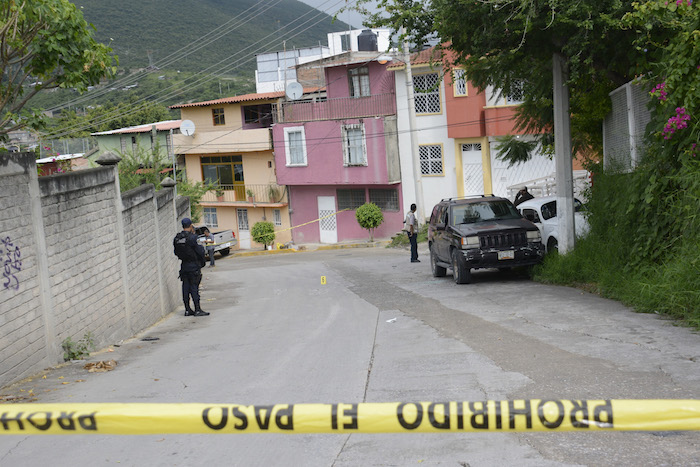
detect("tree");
top-left (251, 221), bottom-right (276, 249)
top-left (355, 203), bottom-right (384, 242)
top-left (356, 0), bottom-right (643, 160)
top-left (0, 0), bottom-right (116, 137)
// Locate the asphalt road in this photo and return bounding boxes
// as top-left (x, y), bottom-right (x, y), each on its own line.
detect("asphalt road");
top-left (1, 247), bottom-right (699, 466)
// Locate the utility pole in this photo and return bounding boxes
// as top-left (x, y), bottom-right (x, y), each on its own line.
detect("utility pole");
top-left (402, 29), bottom-right (425, 224)
top-left (552, 53), bottom-right (576, 254)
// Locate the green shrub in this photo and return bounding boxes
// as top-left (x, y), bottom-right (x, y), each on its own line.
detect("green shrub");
top-left (355, 203), bottom-right (384, 241)
top-left (251, 221), bottom-right (276, 248)
top-left (62, 332), bottom-right (95, 361)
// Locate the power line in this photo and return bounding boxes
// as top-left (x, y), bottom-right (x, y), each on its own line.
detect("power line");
top-left (42, 0), bottom-right (349, 139)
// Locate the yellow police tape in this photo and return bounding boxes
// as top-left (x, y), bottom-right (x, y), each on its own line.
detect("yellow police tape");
top-left (1, 400), bottom-right (699, 435)
top-left (274, 208), bottom-right (350, 235)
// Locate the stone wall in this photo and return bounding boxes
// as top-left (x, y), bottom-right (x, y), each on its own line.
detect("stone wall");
top-left (0, 153), bottom-right (189, 388)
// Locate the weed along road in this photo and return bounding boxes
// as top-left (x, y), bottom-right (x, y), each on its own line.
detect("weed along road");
top-left (1, 248), bottom-right (699, 466)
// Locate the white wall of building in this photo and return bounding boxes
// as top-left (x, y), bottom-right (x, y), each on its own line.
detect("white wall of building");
top-left (394, 65), bottom-right (455, 223)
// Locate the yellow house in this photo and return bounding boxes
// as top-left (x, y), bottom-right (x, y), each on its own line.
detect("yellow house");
top-left (171, 92), bottom-right (292, 250)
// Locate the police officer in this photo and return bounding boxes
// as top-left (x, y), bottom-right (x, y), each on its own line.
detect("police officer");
top-left (174, 218), bottom-right (209, 317)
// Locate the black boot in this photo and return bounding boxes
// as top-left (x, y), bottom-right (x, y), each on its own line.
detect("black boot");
top-left (193, 301), bottom-right (210, 317)
top-left (184, 300), bottom-right (194, 316)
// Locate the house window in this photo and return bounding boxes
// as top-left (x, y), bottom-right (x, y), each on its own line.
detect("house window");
top-left (284, 127), bottom-right (307, 166)
top-left (203, 208), bottom-right (218, 228)
top-left (419, 144), bottom-right (443, 175)
top-left (342, 124), bottom-right (366, 166)
top-left (348, 66), bottom-right (370, 98)
top-left (242, 104), bottom-right (273, 128)
top-left (273, 209), bottom-right (282, 226)
top-left (413, 73), bottom-right (441, 114)
top-left (340, 33), bottom-right (351, 52)
top-left (369, 189), bottom-right (399, 211)
top-left (120, 136), bottom-right (127, 152)
top-left (505, 80), bottom-right (524, 105)
top-left (237, 209), bottom-right (249, 231)
top-left (337, 189), bottom-right (366, 210)
top-left (201, 155), bottom-right (244, 187)
top-left (212, 108), bottom-right (225, 126)
top-left (131, 136), bottom-right (138, 153)
top-left (453, 69), bottom-right (467, 96)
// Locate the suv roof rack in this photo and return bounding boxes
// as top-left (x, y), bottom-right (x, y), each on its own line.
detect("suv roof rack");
top-left (440, 194), bottom-right (498, 202)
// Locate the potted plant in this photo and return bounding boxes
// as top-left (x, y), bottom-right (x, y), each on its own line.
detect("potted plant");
top-left (215, 187), bottom-right (225, 202)
top-left (268, 185), bottom-right (279, 202)
top-left (246, 188), bottom-right (255, 203)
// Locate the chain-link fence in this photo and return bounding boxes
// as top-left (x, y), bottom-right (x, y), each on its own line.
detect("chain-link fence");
top-left (603, 80), bottom-right (652, 172)
top-left (39, 137), bottom-right (98, 158)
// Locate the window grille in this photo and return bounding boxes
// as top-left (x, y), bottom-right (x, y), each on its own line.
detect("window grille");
top-left (369, 189), bottom-right (399, 211)
top-left (237, 209), bottom-right (249, 231)
top-left (204, 208), bottom-right (218, 228)
top-left (413, 73), bottom-right (441, 114)
top-left (454, 69), bottom-right (467, 96)
top-left (505, 80), bottom-right (524, 104)
top-left (419, 145), bottom-right (443, 175)
top-left (337, 189), bottom-right (366, 210)
top-left (342, 124), bottom-right (366, 166)
top-left (273, 209), bottom-right (282, 226)
top-left (461, 143), bottom-right (482, 152)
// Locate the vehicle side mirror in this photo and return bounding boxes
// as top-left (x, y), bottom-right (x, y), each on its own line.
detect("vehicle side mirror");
top-left (435, 223), bottom-right (446, 231)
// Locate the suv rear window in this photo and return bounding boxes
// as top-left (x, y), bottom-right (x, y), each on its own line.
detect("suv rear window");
top-left (451, 200), bottom-right (521, 225)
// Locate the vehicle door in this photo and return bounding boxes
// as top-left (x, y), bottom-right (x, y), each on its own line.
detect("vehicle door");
top-left (434, 205), bottom-right (450, 261)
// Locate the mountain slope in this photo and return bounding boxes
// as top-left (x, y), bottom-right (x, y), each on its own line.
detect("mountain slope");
top-left (77, 0), bottom-right (350, 72)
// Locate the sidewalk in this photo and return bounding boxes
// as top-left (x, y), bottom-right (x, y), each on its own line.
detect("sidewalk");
top-left (230, 238), bottom-right (395, 258)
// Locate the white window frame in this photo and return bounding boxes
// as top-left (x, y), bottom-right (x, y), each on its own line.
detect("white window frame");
top-left (349, 66), bottom-right (370, 98)
top-left (504, 79), bottom-right (524, 105)
top-left (203, 207), bottom-right (218, 228)
top-left (273, 209), bottom-right (282, 226)
top-left (283, 126), bottom-right (307, 166)
top-left (342, 124), bottom-right (367, 166)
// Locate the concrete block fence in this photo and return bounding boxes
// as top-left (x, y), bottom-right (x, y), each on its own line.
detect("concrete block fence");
top-left (0, 153), bottom-right (190, 388)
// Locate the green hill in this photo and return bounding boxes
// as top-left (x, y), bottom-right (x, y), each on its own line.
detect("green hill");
top-left (77, 0), bottom-right (350, 72)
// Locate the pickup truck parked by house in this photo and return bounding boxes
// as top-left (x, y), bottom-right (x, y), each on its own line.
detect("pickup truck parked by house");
top-left (428, 196), bottom-right (545, 284)
top-left (516, 196), bottom-right (590, 253)
top-left (194, 226), bottom-right (237, 258)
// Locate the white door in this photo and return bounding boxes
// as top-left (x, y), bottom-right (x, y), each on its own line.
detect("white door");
top-left (462, 143), bottom-right (484, 196)
top-left (317, 196), bottom-right (338, 244)
top-left (237, 208), bottom-right (251, 249)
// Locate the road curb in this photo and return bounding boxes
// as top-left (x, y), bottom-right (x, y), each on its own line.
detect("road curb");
top-left (231, 240), bottom-right (392, 257)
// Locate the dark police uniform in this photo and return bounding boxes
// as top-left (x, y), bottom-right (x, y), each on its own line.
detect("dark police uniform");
top-left (174, 218), bottom-right (209, 316)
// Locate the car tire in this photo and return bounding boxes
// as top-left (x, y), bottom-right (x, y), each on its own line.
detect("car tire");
top-left (547, 238), bottom-right (558, 254)
top-left (219, 248), bottom-right (230, 256)
top-left (451, 249), bottom-right (471, 284)
top-left (430, 245), bottom-right (446, 277)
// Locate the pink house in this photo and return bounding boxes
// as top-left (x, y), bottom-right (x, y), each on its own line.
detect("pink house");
top-left (271, 52), bottom-right (403, 244)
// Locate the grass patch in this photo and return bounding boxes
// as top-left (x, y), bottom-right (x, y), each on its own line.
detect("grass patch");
top-left (387, 224), bottom-right (428, 248)
top-left (534, 158), bottom-right (700, 329)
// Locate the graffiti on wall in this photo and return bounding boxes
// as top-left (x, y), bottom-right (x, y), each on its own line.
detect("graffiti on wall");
top-left (2, 236), bottom-right (21, 290)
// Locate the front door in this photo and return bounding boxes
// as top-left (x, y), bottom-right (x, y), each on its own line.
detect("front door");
top-left (317, 196), bottom-right (338, 244)
top-left (237, 208), bottom-right (251, 249)
top-left (462, 143), bottom-right (484, 196)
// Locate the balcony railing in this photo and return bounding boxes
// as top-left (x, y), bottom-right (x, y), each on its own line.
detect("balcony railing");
top-left (201, 184), bottom-right (287, 204)
top-left (272, 93), bottom-right (396, 123)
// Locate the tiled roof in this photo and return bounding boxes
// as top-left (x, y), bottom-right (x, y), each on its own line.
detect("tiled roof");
top-left (91, 120), bottom-right (182, 136)
top-left (169, 91), bottom-right (285, 109)
top-left (386, 46), bottom-right (441, 70)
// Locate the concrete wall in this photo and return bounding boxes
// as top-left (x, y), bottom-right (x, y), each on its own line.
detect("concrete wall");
top-left (0, 153), bottom-right (189, 388)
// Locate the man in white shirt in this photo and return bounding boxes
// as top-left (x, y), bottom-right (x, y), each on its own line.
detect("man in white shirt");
top-left (406, 203), bottom-right (419, 263)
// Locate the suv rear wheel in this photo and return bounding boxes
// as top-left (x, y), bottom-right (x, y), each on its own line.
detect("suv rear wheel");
top-left (430, 244), bottom-right (446, 277)
top-left (451, 249), bottom-right (471, 284)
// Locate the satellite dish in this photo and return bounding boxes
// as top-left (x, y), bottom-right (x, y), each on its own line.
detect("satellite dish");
top-left (285, 81), bottom-right (303, 101)
top-left (180, 120), bottom-right (196, 136)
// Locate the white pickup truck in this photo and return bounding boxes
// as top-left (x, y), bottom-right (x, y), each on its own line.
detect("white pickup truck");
top-left (195, 226), bottom-right (237, 258)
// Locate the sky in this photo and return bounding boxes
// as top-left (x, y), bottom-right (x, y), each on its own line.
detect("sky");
top-left (297, 0), bottom-right (379, 29)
